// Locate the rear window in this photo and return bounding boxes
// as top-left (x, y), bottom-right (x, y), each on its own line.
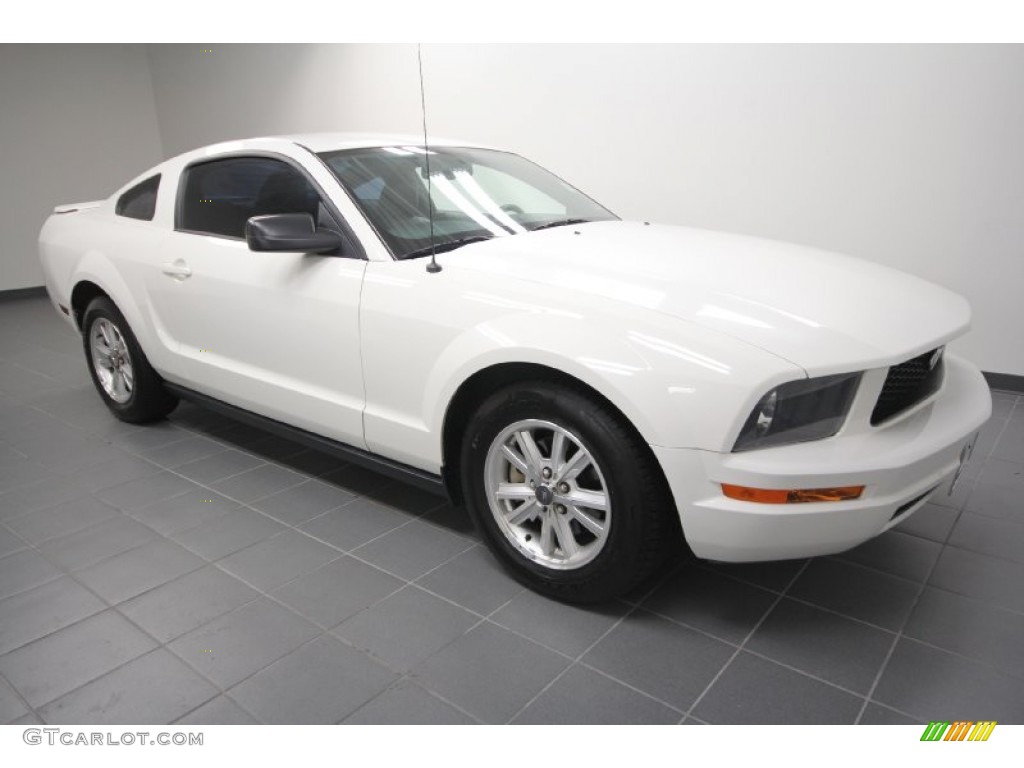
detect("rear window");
top-left (115, 175), bottom-right (160, 221)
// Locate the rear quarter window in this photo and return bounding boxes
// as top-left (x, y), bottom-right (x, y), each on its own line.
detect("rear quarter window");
top-left (115, 175), bottom-right (160, 221)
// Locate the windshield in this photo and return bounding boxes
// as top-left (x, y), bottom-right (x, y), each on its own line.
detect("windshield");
top-left (318, 146), bottom-right (617, 259)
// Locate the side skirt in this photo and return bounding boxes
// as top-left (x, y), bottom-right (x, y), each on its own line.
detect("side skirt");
top-left (163, 383), bottom-right (448, 498)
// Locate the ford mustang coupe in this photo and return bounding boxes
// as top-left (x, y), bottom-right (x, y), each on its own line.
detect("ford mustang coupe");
top-left (38, 134), bottom-right (992, 602)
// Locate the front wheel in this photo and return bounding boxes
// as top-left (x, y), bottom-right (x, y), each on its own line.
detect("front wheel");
top-left (82, 296), bottom-right (178, 423)
top-left (461, 382), bottom-right (678, 603)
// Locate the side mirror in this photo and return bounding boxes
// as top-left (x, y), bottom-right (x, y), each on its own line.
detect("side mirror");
top-left (245, 213), bottom-right (342, 254)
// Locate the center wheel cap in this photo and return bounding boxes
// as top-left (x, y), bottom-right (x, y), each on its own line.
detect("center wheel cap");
top-left (535, 485), bottom-right (554, 506)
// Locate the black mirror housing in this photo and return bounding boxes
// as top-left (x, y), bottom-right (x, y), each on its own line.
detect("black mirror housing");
top-left (246, 213), bottom-right (342, 254)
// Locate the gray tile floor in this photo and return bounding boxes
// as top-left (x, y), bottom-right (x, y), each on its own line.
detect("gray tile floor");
top-left (0, 293), bottom-right (1022, 725)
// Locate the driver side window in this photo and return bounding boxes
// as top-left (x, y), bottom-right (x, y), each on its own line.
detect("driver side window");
top-left (178, 157), bottom-right (323, 239)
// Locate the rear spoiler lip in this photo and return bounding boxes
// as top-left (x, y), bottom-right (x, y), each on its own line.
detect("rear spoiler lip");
top-left (53, 200), bottom-right (103, 214)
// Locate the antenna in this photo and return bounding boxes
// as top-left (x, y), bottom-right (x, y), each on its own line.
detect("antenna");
top-left (418, 44), bottom-right (441, 274)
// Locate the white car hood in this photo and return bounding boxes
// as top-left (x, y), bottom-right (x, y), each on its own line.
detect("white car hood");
top-left (443, 221), bottom-right (970, 373)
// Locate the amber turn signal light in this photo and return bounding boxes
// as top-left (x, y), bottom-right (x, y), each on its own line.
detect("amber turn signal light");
top-left (722, 484), bottom-right (865, 504)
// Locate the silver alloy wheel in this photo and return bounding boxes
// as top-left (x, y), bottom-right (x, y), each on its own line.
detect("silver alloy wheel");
top-left (484, 419), bottom-right (611, 570)
top-left (89, 318), bottom-right (134, 404)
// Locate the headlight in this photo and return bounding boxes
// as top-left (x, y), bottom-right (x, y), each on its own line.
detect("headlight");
top-left (733, 372), bottom-right (861, 452)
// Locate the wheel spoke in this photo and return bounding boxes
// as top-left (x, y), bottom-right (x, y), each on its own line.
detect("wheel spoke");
top-left (110, 370), bottom-right (127, 399)
top-left (550, 431), bottom-right (567, 473)
top-left (505, 498), bottom-right (539, 526)
top-left (120, 364), bottom-right (134, 391)
top-left (501, 444), bottom-right (531, 477)
top-left (539, 515), bottom-right (556, 556)
top-left (569, 505), bottom-right (605, 537)
top-left (566, 488), bottom-right (607, 511)
top-left (558, 449), bottom-right (592, 482)
top-left (92, 334), bottom-right (111, 357)
top-left (495, 483), bottom-right (534, 502)
top-left (98, 321), bottom-right (114, 347)
top-left (552, 513), bottom-right (580, 557)
top-left (515, 430), bottom-right (545, 475)
top-left (94, 352), bottom-right (114, 371)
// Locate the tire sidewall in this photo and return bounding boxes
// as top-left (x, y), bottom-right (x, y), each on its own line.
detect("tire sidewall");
top-left (461, 383), bottom-right (654, 597)
top-left (81, 297), bottom-right (174, 423)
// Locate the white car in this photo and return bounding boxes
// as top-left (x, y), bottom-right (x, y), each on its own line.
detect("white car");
top-left (38, 133), bottom-right (992, 602)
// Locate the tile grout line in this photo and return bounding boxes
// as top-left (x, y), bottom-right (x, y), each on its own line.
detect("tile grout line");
top-left (154, 530), bottom-right (510, 722)
top-left (10, 489), bottom-right (486, 724)
top-left (2, 553), bottom-right (205, 721)
top-left (0, 415), bottom-right (351, 721)
top-left (502, 564), bottom-right (683, 724)
top-left (682, 558), bottom-right (822, 724)
top-left (570, 660), bottom-right (690, 718)
top-left (852, 467), bottom-right (976, 725)
top-left (983, 397), bottom-right (1019, 464)
top-left (1, 510), bottom-right (973, 726)
top-left (340, 583), bottom-right (532, 726)
top-left (336, 677), bottom-right (485, 726)
top-left (0, 666), bottom-right (38, 724)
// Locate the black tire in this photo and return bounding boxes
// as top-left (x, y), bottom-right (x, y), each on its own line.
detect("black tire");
top-left (81, 296), bottom-right (178, 423)
top-left (460, 381), bottom-right (679, 604)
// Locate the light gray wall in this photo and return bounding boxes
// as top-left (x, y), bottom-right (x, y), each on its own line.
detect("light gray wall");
top-left (146, 44), bottom-right (422, 157)
top-left (35, 44), bottom-right (1024, 377)
top-left (0, 44), bottom-right (164, 291)
top-left (145, 44), bottom-right (1024, 376)
top-left (4, 44), bottom-right (1015, 371)
top-left (419, 45), bottom-right (1024, 377)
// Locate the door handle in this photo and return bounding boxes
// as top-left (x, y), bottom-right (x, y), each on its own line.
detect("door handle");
top-left (161, 260), bottom-right (192, 280)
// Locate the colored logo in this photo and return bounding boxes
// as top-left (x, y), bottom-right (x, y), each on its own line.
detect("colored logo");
top-left (920, 721), bottom-right (996, 742)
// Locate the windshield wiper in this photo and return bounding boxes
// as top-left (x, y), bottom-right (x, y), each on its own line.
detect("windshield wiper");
top-left (400, 235), bottom-right (494, 261)
top-left (528, 218), bottom-right (592, 232)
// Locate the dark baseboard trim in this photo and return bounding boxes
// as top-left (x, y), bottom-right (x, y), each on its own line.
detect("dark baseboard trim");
top-left (0, 286), bottom-right (46, 302)
top-left (983, 371), bottom-right (1024, 394)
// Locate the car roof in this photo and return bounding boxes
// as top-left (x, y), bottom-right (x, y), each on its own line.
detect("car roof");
top-left (114, 133), bottom-right (501, 200)
top-left (275, 132), bottom-right (494, 153)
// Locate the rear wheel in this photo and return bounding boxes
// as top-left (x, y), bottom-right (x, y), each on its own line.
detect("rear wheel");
top-left (82, 297), bottom-right (177, 423)
top-left (461, 381), bottom-right (678, 603)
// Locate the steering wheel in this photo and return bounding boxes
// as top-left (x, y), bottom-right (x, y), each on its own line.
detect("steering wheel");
top-left (500, 204), bottom-right (525, 216)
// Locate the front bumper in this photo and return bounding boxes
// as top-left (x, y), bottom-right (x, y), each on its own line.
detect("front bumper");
top-left (652, 355), bottom-right (992, 562)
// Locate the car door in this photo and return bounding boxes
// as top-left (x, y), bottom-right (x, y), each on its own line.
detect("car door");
top-left (147, 154), bottom-right (367, 448)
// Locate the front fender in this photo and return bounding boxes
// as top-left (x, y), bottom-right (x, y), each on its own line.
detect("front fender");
top-left (426, 314), bottom-right (665, 451)
top-left (428, 310), bottom-right (801, 455)
top-left (360, 261), bottom-right (801, 472)
top-left (360, 262), bottom-right (798, 473)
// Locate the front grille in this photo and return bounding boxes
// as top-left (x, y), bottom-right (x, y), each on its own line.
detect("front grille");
top-left (871, 348), bottom-right (944, 426)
